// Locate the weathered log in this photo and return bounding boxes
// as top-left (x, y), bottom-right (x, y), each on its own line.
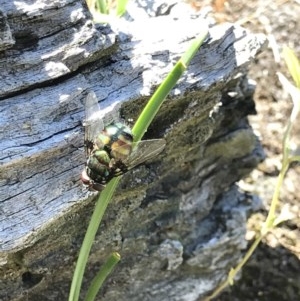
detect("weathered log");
top-left (0, 1), bottom-right (266, 300)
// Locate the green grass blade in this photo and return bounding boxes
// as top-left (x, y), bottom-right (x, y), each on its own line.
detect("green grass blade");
top-left (69, 179), bottom-right (120, 301)
top-left (131, 61), bottom-right (185, 142)
top-left (96, 0), bottom-right (108, 14)
top-left (84, 252), bottom-right (121, 301)
top-left (69, 28), bottom-right (208, 301)
top-left (132, 29), bottom-right (208, 141)
top-left (277, 72), bottom-right (300, 161)
top-left (116, 0), bottom-right (129, 17)
top-left (282, 46), bottom-right (300, 88)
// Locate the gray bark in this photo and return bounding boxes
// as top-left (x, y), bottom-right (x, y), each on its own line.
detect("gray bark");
top-left (0, 1), bottom-right (266, 300)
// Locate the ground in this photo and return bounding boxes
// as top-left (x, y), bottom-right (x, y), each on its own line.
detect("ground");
top-left (198, 0), bottom-right (300, 300)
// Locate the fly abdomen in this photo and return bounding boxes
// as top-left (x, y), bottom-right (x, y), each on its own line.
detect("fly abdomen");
top-left (87, 151), bottom-right (110, 176)
top-left (82, 150), bottom-right (110, 187)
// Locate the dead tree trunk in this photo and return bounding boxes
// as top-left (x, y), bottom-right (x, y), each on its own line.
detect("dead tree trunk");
top-left (0, 1), bottom-right (266, 300)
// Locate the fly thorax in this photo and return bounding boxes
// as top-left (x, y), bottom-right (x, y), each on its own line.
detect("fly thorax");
top-left (111, 140), bottom-right (132, 161)
top-left (104, 122), bottom-right (133, 160)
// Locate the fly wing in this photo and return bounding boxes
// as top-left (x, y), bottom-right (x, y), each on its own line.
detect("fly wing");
top-left (83, 92), bottom-right (104, 155)
top-left (124, 139), bottom-right (166, 169)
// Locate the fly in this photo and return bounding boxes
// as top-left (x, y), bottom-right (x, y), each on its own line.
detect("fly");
top-left (81, 92), bottom-right (166, 191)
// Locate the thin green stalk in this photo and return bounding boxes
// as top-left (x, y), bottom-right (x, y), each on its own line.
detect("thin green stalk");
top-left (68, 178), bottom-right (120, 301)
top-left (69, 29), bottom-right (208, 301)
top-left (116, 0), bottom-right (129, 17)
top-left (205, 47), bottom-right (300, 301)
top-left (84, 252), bottom-right (121, 301)
top-left (282, 46), bottom-right (300, 88)
top-left (132, 62), bottom-right (185, 142)
top-left (132, 33), bottom-right (208, 141)
top-left (96, 0), bottom-right (108, 14)
top-left (204, 235), bottom-right (262, 301)
top-left (204, 147), bottom-right (290, 301)
top-left (264, 161), bottom-right (289, 230)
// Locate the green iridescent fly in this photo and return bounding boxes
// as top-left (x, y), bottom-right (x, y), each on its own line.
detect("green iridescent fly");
top-left (81, 92), bottom-right (166, 191)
